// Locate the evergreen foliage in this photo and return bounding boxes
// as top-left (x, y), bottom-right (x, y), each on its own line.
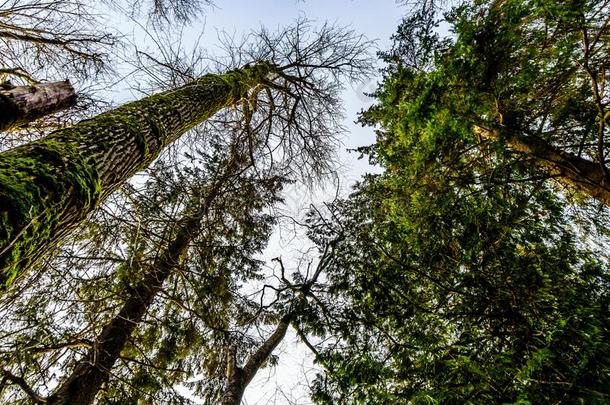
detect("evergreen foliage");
top-left (1, 0), bottom-right (609, 403)
top-left (305, 0), bottom-right (610, 403)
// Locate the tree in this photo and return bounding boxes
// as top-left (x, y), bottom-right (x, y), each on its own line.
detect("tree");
top-left (220, 314), bottom-right (292, 405)
top-left (0, 63), bottom-right (265, 290)
top-left (0, 20), bottom-right (373, 291)
top-left (306, 180), bottom-right (610, 403)
top-left (217, 228), bottom-right (339, 405)
top-left (0, 0), bottom-right (113, 79)
top-left (371, 0), bottom-right (610, 205)
top-left (459, 0), bottom-right (610, 205)
top-left (45, 137), bottom-right (261, 404)
top-left (47, 132), bottom-right (279, 404)
top-left (0, 127), bottom-right (334, 404)
top-left (0, 0), bottom-right (210, 143)
top-left (295, 1), bottom-right (610, 402)
top-left (0, 138), bottom-right (285, 403)
top-left (0, 20), bottom-right (373, 402)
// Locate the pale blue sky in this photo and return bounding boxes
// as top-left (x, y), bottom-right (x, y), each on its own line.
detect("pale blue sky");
top-left (195, 3), bottom-right (406, 403)
top-left (204, 0), bottom-right (404, 36)
top-left (104, 2), bottom-right (408, 402)
top-left (201, 0), bottom-right (405, 184)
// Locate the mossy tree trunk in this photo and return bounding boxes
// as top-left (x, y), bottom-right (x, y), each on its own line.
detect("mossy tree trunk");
top-left (0, 62), bottom-right (273, 290)
top-left (0, 80), bottom-right (76, 132)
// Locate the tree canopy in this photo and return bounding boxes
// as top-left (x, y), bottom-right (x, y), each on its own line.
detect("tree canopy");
top-left (301, 0), bottom-right (610, 403)
top-left (0, 0), bottom-right (608, 403)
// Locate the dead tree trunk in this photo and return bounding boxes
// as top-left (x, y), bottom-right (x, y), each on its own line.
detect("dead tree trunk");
top-left (0, 62), bottom-right (273, 290)
top-left (0, 80), bottom-right (76, 132)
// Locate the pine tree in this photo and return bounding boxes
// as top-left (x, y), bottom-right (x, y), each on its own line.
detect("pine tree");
top-left (46, 134), bottom-right (278, 404)
top-left (373, 0), bottom-right (610, 205)
top-left (300, 1), bottom-right (610, 401)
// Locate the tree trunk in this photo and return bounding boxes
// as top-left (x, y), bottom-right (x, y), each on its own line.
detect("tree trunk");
top-left (0, 62), bottom-right (272, 290)
top-left (474, 125), bottom-right (610, 205)
top-left (46, 150), bottom-right (245, 405)
top-left (221, 315), bottom-right (291, 405)
top-left (46, 216), bottom-right (196, 405)
top-left (0, 80), bottom-right (76, 132)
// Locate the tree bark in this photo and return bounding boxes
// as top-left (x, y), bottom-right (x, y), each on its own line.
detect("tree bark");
top-left (473, 125), bottom-right (610, 205)
top-left (46, 216), bottom-right (197, 405)
top-left (46, 150), bottom-right (244, 405)
top-left (221, 315), bottom-right (292, 405)
top-left (0, 62), bottom-right (273, 290)
top-left (0, 80), bottom-right (76, 132)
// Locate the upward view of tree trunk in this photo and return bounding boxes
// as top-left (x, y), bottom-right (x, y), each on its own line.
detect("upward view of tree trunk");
top-left (45, 206), bottom-right (208, 405)
top-left (0, 80), bottom-right (77, 132)
top-left (0, 0), bottom-right (608, 403)
top-left (219, 250), bottom-right (332, 405)
top-left (0, 62), bottom-right (272, 290)
top-left (46, 145), bottom-right (248, 405)
top-left (221, 314), bottom-right (292, 405)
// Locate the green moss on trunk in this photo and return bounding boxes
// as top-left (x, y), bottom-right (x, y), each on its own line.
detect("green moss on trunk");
top-left (0, 62), bottom-right (273, 289)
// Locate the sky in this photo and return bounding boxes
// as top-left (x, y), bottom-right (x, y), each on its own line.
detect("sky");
top-left (198, 3), bottom-right (406, 403)
top-left (104, 1), bottom-right (408, 403)
top-left (186, 1), bottom-right (406, 403)
top-left (202, 0), bottom-right (403, 183)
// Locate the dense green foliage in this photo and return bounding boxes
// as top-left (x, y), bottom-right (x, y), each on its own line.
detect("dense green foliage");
top-left (306, 0), bottom-right (610, 403)
top-left (310, 177), bottom-right (610, 403)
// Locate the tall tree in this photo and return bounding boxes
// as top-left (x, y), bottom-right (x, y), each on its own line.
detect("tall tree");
top-left (295, 1), bottom-right (610, 402)
top-left (306, 181), bottom-right (610, 403)
top-left (0, 20), bottom-right (373, 291)
top-left (0, 20), bottom-right (372, 402)
top-left (0, 128), bottom-right (333, 404)
top-left (371, 0), bottom-right (610, 205)
top-left (0, 122), bottom-right (282, 402)
top-left (45, 136), bottom-right (259, 404)
top-left (0, 62), bottom-right (266, 290)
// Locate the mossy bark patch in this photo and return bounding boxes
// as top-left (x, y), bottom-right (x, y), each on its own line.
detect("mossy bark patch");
top-left (0, 63), bottom-right (272, 290)
top-left (0, 139), bottom-right (100, 287)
